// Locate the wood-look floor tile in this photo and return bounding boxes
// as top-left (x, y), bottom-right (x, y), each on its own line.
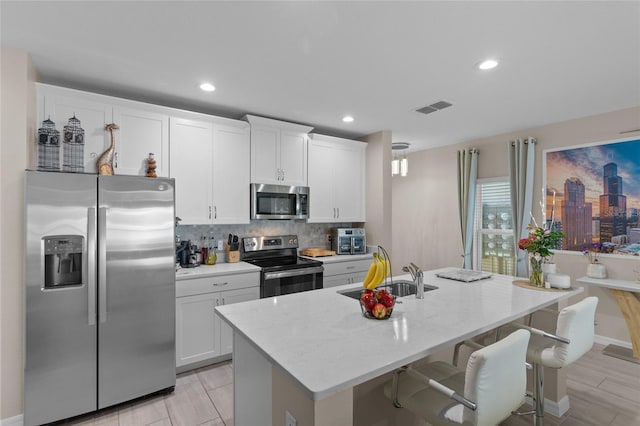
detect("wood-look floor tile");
top-left (165, 381), bottom-right (220, 426)
top-left (611, 412), bottom-right (640, 426)
top-left (118, 394), bottom-right (168, 426)
top-left (197, 361), bottom-right (233, 391)
top-left (598, 375), bottom-right (640, 404)
top-left (195, 418), bottom-right (226, 426)
top-left (145, 418), bottom-right (172, 426)
top-left (207, 383), bottom-right (233, 426)
top-left (176, 370), bottom-right (200, 387)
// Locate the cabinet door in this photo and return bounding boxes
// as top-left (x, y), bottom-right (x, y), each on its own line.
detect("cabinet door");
top-left (169, 117), bottom-right (214, 224)
top-left (250, 126), bottom-right (280, 184)
top-left (212, 122), bottom-right (250, 224)
top-left (217, 287), bottom-right (260, 355)
top-left (41, 89), bottom-right (111, 174)
top-left (333, 143), bottom-right (366, 222)
top-left (279, 131), bottom-right (307, 186)
top-left (176, 293), bottom-right (220, 367)
top-left (307, 140), bottom-right (336, 222)
top-left (113, 106), bottom-right (169, 177)
top-left (324, 275), bottom-right (351, 288)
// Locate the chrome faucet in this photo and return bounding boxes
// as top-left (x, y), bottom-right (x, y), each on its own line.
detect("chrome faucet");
top-left (403, 263), bottom-right (424, 299)
top-left (415, 269), bottom-right (424, 299)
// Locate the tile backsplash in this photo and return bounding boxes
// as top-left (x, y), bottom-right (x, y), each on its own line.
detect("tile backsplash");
top-left (177, 221), bottom-right (358, 258)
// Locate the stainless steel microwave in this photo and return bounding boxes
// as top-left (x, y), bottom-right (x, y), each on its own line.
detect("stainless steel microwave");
top-left (250, 183), bottom-right (309, 220)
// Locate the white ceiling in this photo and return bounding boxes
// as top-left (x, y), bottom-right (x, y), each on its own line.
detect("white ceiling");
top-left (2, 1), bottom-right (639, 153)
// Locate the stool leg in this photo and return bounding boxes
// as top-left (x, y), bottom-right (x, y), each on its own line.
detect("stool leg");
top-left (533, 363), bottom-right (544, 426)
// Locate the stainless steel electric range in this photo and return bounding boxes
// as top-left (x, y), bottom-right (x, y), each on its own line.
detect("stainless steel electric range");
top-left (241, 235), bottom-right (323, 298)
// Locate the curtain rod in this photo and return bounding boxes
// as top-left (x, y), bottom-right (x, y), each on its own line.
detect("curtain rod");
top-left (459, 148), bottom-right (479, 154)
top-left (510, 137), bottom-right (537, 146)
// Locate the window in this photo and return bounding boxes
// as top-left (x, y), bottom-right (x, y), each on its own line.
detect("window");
top-left (473, 178), bottom-right (515, 275)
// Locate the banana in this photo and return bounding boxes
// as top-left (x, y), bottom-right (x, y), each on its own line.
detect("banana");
top-left (383, 257), bottom-right (391, 278)
top-left (362, 254), bottom-right (379, 289)
top-left (368, 255), bottom-right (385, 290)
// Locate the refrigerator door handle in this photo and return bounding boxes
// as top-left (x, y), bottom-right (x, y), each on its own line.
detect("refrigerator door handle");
top-left (98, 207), bottom-right (108, 323)
top-left (87, 208), bottom-right (97, 325)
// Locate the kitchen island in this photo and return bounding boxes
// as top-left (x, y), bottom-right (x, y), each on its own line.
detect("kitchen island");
top-left (215, 268), bottom-right (583, 426)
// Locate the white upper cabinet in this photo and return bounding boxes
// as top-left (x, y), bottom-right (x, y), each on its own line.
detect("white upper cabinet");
top-left (169, 116), bottom-right (214, 225)
top-left (245, 115), bottom-right (313, 186)
top-left (212, 122), bottom-right (251, 224)
top-left (307, 134), bottom-right (367, 223)
top-left (169, 113), bottom-right (250, 225)
top-left (112, 105), bottom-right (169, 176)
top-left (37, 84), bottom-right (169, 177)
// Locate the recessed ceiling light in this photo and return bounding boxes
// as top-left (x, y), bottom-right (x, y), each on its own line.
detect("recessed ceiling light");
top-left (342, 116), bottom-right (354, 123)
top-left (477, 59), bottom-right (499, 70)
top-left (200, 83), bottom-right (216, 92)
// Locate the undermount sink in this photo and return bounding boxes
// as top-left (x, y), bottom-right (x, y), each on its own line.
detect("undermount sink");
top-left (337, 280), bottom-right (438, 300)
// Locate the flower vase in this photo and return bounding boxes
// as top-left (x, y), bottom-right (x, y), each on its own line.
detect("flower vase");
top-left (529, 257), bottom-right (544, 288)
top-left (586, 263), bottom-right (607, 279)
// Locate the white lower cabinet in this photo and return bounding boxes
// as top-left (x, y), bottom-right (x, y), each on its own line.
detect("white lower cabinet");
top-left (176, 272), bottom-right (259, 369)
top-left (322, 258), bottom-right (372, 288)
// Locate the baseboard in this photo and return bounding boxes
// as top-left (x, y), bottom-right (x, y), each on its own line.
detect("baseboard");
top-left (524, 394), bottom-right (570, 417)
top-left (594, 334), bottom-right (632, 349)
top-left (0, 414), bottom-right (23, 426)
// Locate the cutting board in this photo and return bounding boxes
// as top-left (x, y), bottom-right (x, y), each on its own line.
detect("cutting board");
top-left (300, 248), bottom-right (336, 257)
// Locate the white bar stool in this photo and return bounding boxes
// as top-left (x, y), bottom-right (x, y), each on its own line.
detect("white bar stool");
top-left (384, 329), bottom-right (531, 426)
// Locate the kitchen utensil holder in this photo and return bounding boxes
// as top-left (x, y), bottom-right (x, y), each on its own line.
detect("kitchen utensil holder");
top-left (226, 250), bottom-right (240, 263)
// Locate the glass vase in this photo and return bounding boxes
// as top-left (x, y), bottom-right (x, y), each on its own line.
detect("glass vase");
top-left (529, 257), bottom-right (544, 288)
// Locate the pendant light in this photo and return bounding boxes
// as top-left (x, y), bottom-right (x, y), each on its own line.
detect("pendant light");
top-left (392, 142), bottom-right (410, 177)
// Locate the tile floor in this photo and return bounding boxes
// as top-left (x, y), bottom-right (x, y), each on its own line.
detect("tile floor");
top-left (66, 362), bottom-right (234, 426)
top-left (63, 343), bottom-right (640, 426)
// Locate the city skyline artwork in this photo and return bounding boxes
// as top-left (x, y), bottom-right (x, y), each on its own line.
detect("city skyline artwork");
top-left (545, 137), bottom-right (640, 255)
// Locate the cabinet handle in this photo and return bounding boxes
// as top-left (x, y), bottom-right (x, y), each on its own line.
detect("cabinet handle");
top-left (222, 297), bottom-right (225, 305)
top-left (212, 282), bottom-right (229, 287)
top-left (114, 152), bottom-right (118, 168)
top-left (346, 266), bottom-right (355, 270)
top-left (333, 208), bottom-right (336, 218)
top-left (209, 206), bottom-right (212, 219)
top-left (281, 169), bottom-right (285, 181)
top-left (337, 207), bottom-right (340, 218)
top-left (214, 206), bottom-right (217, 219)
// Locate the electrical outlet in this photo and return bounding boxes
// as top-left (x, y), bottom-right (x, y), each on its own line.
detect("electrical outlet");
top-left (285, 410), bottom-right (297, 426)
top-left (325, 234), bottom-right (332, 243)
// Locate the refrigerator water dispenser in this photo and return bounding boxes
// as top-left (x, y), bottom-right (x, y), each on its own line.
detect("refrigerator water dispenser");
top-left (43, 235), bottom-right (83, 288)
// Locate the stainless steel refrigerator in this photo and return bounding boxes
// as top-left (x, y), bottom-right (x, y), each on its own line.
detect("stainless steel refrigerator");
top-left (24, 171), bottom-right (176, 426)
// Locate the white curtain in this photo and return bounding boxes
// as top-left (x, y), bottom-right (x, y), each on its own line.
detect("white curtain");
top-left (509, 137), bottom-right (536, 277)
top-left (457, 148), bottom-right (478, 269)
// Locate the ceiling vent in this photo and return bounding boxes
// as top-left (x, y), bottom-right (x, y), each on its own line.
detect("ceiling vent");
top-left (415, 100), bottom-right (453, 115)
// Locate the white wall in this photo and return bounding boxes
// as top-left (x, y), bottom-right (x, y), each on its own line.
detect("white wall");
top-left (392, 106), bottom-right (640, 344)
top-left (1, 46), bottom-right (37, 421)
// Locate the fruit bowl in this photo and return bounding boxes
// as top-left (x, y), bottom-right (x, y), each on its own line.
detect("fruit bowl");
top-left (359, 289), bottom-right (396, 320)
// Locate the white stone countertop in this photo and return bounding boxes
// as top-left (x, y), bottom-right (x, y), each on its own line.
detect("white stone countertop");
top-left (215, 268), bottom-right (583, 401)
top-left (176, 262), bottom-right (260, 281)
top-left (577, 276), bottom-right (640, 292)
top-left (300, 253), bottom-right (373, 263)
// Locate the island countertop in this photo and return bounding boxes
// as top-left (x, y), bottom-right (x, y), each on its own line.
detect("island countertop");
top-left (215, 268), bottom-right (583, 401)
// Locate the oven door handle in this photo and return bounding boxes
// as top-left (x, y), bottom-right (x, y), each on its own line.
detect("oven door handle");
top-left (263, 266), bottom-right (324, 280)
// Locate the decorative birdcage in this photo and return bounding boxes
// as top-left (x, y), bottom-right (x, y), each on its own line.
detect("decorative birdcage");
top-left (62, 115), bottom-right (85, 172)
top-left (37, 118), bottom-right (60, 171)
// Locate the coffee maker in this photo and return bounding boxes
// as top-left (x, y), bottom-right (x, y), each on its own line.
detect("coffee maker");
top-left (176, 240), bottom-right (200, 268)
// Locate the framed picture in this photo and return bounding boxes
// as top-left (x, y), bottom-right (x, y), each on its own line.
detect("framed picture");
top-left (543, 136), bottom-right (640, 256)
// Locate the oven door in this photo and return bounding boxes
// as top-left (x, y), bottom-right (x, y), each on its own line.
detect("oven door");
top-left (261, 266), bottom-right (323, 298)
